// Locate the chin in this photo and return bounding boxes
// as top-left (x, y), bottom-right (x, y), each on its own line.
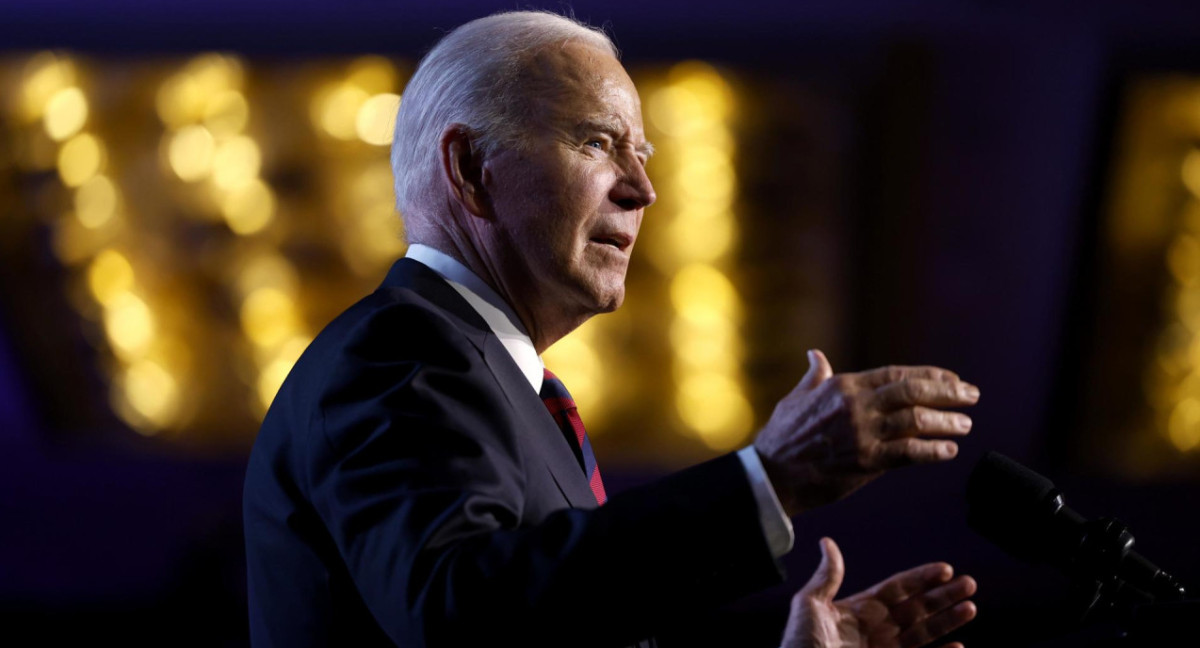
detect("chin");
top-left (582, 282), bottom-right (625, 314)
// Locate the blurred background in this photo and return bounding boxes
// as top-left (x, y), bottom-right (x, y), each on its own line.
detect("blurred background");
top-left (3, 0), bottom-right (1200, 645)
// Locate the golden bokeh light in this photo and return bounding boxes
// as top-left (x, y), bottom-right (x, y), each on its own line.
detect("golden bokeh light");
top-left (87, 249), bottom-right (135, 306)
top-left (313, 83), bottom-right (370, 140)
top-left (104, 292), bottom-right (156, 358)
top-left (341, 203), bottom-right (406, 276)
top-left (256, 336), bottom-right (311, 412)
top-left (43, 86), bottom-right (88, 141)
top-left (203, 89), bottom-right (250, 135)
top-left (1183, 149), bottom-right (1200, 200)
top-left (1167, 232), bottom-right (1200, 286)
top-left (670, 314), bottom-right (739, 371)
top-left (667, 210), bottom-right (734, 263)
top-left (1168, 397), bottom-right (1200, 451)
top-left (356, 93), bottom-right (401, 146)
top-left (211, 135), bottom-right (262, 190)
top-left (75, 174), bottom-right (120, 229)
top-left (346, 56), bottom-right (398, 94)
top-left (57, 132), bottom-right (105, 187)
top-left (155, 55), bottom-right (245, 129)
top-left (156, 76), bottom-right (206, 128)
top-left (235, 253), bottom-right (298, 300)
top-left (122, 359), bottom-right (181, 431)
top-left (542, 334), bottom-right (603, 424)
top-left (220, 178), bottom-right (276, 235)
top-left (167, 124), bottom-right (216, 182)
top-left (240, 287), bottom-right (299, 348)
top-left (19, 53), bottom-right (77, 122)
top-left (675, 373), bottom-right (753, 449)
top-left (648, 62), bottom-right (732, 138)
top-left (670, 264), bottom-right (741, 320)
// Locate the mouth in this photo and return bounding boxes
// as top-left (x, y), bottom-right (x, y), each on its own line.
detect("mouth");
top-left (588, 232), bottom-right (634, 252)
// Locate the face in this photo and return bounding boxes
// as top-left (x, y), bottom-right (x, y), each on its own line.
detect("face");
top-left (479, 41), bottom-right (656, 326)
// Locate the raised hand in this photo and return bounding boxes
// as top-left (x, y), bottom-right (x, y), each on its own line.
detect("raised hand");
top-left (754, 350), bottom-right (979, 515)
top-left (782, 538), bottom-right (977, 648)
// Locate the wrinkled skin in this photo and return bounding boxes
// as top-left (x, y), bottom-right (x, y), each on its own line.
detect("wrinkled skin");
top-left (783, 539), bottom-right (978, 648)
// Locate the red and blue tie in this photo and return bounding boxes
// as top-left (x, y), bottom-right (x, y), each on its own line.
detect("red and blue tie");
top-left (539, 368), bottom-right (607, 506)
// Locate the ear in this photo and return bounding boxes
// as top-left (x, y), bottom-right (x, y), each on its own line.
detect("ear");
top-left (439, 124), bottom-right (490, 218)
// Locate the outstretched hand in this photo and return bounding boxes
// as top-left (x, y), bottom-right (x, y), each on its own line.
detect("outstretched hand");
top-left (782, 538), bottom-right (977, 648)
top-left (755, 350), bottom-right (980, 515)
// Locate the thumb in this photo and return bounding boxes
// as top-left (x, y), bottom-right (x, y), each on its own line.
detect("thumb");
top-left (798, 349), bottom-right (834, 391)
top-left (800, 537), bottom-right (845, 602)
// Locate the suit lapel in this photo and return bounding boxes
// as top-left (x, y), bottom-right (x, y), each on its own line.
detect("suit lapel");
top-left (480, 335), bottom-right (597, 510)
top-left (380, 258), bottom-right (597, 510)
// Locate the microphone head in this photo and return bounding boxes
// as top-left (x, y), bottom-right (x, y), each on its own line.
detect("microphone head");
top-left (967, 451), bottom-right (1070, 563)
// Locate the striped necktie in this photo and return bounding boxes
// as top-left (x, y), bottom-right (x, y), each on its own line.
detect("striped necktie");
top-left (539, 368), bottom-right (608, 506)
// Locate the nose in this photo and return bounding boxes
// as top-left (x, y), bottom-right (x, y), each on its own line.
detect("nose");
top-left (610, 157), bottom-right (656, 211)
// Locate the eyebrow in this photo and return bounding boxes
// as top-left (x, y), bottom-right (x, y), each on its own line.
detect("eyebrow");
top-left (576, 117), bottom-right (656, 159)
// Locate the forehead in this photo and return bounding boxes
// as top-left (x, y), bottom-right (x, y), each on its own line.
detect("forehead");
top-left (523, 41), bottom-right (643, 130)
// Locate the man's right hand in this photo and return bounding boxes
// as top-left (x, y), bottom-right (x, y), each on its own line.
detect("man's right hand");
top-left (753, 350), bottom-right (979, 516)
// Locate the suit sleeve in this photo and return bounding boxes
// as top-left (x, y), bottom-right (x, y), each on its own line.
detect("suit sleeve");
top-left (302, 301), bottom-right (783, 647)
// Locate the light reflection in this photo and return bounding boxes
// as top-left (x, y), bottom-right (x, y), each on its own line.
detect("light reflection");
top-left (256, 336), bottom-right (311, 411)
top-left (123, 359), bottom-right (180, 430)
top-left (240, 287), bottom-right (298, 348)
top-left (313, 83), bottom-right (370, 140)
top-left (87, 249), bottom-right (135, 306)
top-left (58, 132), bottom-right (105, 187)
top-left (104, 292), bottom-right (156, 357)
top-left (212, 135), bottom-right (261, 190)
top-left (1168, 397), bottom-right (1200, 451)
top-left (675, 373), bottom-right (753, 449)
top-left (20, 53), bottom-right (76, 122)
top-left (43, 86), bottom-right (88, 141)
top-left (167, 124), bottom-right (216, 182)
top-left (356, 93), bottom-right (401, 146)
top-left (203, 89), bottom-right (250, 135)
top-left (220, 179), bottom-right (275, 235)
top-left (75, 174), bottom-right (119, 229)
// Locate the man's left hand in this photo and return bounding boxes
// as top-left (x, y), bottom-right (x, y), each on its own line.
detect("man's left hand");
top-left (782, 538), bottom-right (977, 648)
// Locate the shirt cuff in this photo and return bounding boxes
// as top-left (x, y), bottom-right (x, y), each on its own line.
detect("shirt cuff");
top-left (736, 445), bottom-right (794, 558)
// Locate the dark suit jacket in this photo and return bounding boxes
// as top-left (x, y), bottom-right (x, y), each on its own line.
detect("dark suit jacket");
top-left (243, 258), bottom-right (783, 647)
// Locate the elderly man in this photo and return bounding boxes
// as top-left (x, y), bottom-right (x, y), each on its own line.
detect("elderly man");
top-left (244, 11), bottom-right (980, 648)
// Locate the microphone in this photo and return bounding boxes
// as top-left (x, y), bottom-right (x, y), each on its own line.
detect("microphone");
top-left (966, 451), bottom-right (1186, 604)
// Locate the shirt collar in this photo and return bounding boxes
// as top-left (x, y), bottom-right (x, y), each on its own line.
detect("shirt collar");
top-left (405, 244), bottom-right (544, 392)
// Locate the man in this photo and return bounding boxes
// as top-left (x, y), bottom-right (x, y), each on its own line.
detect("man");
top-left (244, 11), bottom-right (980, 647)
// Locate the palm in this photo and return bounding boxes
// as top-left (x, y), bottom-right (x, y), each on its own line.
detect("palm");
top-left (782, 539), bottom-right (977, 648)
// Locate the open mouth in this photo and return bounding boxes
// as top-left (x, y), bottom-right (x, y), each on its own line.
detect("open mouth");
top-left (589, 233), bottom-right (632, 251)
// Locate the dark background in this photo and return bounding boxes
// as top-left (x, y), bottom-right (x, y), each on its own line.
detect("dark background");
top-left (3, 0), bottom-right (1200, 645)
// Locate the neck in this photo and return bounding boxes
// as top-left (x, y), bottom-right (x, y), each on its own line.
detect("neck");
top-left (415, 225), bottom-right (588, 354)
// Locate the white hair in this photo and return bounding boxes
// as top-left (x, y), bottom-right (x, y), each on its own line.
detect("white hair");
top-left (390, 11), bottom-right (617, 230)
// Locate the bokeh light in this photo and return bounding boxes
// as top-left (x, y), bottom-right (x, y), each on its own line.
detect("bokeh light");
top-left (58, 132), bottom-right (105, 187)
top-left (43, 86), bottom-right (88, 141)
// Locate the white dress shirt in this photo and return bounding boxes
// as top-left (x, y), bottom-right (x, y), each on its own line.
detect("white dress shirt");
top-left (404, 244), bottom-right (794, 557)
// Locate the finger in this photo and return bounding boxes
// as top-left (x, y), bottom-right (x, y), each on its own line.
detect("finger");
top-left (799, 537), bottom-right (845, 602)
top-left (873, 438), bottom-right (959, 468)
top-left (872, 378), bottom-right (981, 411)
top-left (890, 575), bottom-right (978, 626)
top-left (797, 349), bottom-right (835, 392)
top-left (865, 562), bottom-right (954, 606)
top-left (879, 407), bottom-right (973, 439)
top-left (899, 600), bottom-right (977, 648)
top-left (858, 365), bottom-right (961, 388)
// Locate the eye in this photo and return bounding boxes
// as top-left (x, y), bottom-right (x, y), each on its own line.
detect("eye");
top-left (586, 139), bottom-right (606, 150)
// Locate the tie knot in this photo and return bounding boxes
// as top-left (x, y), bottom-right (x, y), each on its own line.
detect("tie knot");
top-left (539, 368), bottom-right (574, 407)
